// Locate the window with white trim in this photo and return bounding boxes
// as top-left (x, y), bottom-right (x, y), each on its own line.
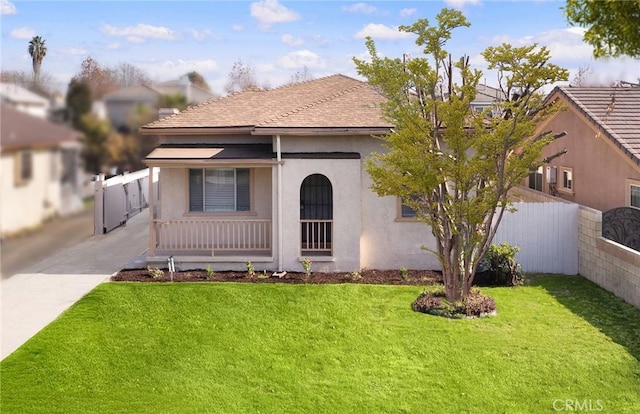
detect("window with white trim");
top-left (561, 168), bottom-right (573, 191)
top-left (188, 168), bottom-right (250, 212)
top-left (631, 184), bottom-right (640, 208)
top-left (528, 166), bottom-right (543, 191)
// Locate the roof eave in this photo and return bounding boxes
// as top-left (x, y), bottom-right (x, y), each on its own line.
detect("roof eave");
top-left (252, 126), bottom-right (393, 136)
top-left (139, 126), bottom-right (256, 136)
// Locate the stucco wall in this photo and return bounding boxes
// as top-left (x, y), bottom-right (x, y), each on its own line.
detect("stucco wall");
top-left (279, 158), bottom-right (362, 272)
top-left (281, 135), bottom-right (441, 272)
top-left (1, 149), bottom-right (61, 236)
top-left (158, 166), bottom-right (273, 220)
top-left (542, 110), bottom-right (640, 212)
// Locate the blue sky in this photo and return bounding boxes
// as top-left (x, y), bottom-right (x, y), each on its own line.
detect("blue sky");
top-left (1, 0), bottom-right (638, 95)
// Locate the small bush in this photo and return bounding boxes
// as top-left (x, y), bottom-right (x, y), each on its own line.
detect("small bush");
top-left (147, 266), bottom-right (164, 279)
top-left (246, 261), bottom-right (256, 279)
top-left (349, 271), bottom-right (363, 281)
top-left (205, 265), bottom-right (215, 280)
top-left (400, 267), bottom-right (409, 281)
top-left (476, 243), bottom-right (523, 286)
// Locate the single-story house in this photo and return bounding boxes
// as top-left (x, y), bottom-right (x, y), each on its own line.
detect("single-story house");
top-left (140, 74), bottom-right (442, 272)
top-left (527, 85), bottom-right (640, 212)
top-left (1, 104), bottom-right (84, 237)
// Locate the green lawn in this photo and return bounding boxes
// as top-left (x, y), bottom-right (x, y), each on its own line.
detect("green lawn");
top-left (1, 275), bottom-right (639, 413)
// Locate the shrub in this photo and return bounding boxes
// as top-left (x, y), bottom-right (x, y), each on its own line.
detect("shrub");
top-left (246, 261), bottom-right (255, 279)
top-left (205, 265), bottom-right (215, 280)
top-left (147, 266), bottom-right (164, 279)
top-left (349, 271), bottom-right (363, 281)
top-left (463, 291), bottom-right (497, 317)
top-left (477, 243), bottom-right (523, 286)
top-left (400, 267), bottom-right (409, 281)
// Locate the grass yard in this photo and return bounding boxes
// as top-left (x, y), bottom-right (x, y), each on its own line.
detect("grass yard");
top-left (1, 275), bottom-right (639, 413)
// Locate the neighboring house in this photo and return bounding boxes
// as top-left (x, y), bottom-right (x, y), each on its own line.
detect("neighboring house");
top-left (527, 85), bottom-right (640, 212)
top-left (0, 104), bottom-right (84, 237)
top-left (103, 79), bottom-right (217, 132)
top-left (139, 74), bottom-right (442, 272)
top-left (472, 83), bottom-right (502, 114)
top-left (0, 82), bottom-right (50, 119)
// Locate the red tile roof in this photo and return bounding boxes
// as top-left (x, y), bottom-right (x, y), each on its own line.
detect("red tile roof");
top-left (140, 74), bottom-right (392, 134)
top-left (1, 104), bottom-right (80, 152)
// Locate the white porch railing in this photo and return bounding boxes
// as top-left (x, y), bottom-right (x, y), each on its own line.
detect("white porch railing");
top-left (301, 219), bottom-right (332, 254)
top-left (153, 219), bottom-right (272, 255)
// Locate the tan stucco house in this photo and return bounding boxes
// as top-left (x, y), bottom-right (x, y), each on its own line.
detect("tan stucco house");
top-left (140, 74), bottom-right (442, 272)
top-left (526, 85), bottom-right (640, 212)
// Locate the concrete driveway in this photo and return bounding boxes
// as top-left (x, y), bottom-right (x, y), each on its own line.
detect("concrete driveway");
top-left (1, 210), bottom-right (149, 360)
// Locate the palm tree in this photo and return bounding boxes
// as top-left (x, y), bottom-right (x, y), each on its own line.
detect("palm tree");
top-left (28, 36), bottom-right (47, 84)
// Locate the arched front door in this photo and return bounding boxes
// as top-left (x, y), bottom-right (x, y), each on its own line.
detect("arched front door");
top-left (300, 174), bottom-right (332, 255)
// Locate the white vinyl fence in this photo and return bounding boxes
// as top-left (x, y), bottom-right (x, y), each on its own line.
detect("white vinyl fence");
top-left (94, 169), bottom-right (158, 234)
top-left (494, 202), bottom-right (579, 274)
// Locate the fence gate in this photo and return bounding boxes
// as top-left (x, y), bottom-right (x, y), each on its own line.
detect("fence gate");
top-left (94, 169), bottom-right (158, 234)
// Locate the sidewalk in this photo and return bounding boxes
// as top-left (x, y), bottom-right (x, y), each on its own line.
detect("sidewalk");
top-left (1, 210), bottom-right (149, 360)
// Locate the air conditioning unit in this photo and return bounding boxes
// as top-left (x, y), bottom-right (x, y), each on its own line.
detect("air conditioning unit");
top-left (546, 166), bottom-right (557, 184)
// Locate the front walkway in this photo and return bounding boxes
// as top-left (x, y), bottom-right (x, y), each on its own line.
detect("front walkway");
top-left (1, 211), bottom-right (149, 360)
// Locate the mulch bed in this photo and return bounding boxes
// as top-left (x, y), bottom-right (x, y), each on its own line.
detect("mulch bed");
top-left (112, 268), bottom-right (443, 286)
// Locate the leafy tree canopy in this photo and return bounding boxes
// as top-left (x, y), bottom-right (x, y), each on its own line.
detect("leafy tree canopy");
top-left (564, 0), bottom-right (640, 58)
top-left (354, 8), bottom-right (569, 302)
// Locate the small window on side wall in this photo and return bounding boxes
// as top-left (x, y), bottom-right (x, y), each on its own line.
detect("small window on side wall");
top-left (399, 196), bottom-right (420, 219)
top-left (14, 150), bottom-right (33, 186)
top-left (561, 167), bottom-right (573, 191)
top-left (631, 184), bottom-right (640, 208)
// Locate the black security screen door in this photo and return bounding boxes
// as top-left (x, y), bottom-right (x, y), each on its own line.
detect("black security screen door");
top-left (300, 174), bottom-right (332, 253)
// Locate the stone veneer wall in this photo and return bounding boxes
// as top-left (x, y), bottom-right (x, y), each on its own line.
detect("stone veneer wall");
top-left (579, 206), bottom-right (640, 308)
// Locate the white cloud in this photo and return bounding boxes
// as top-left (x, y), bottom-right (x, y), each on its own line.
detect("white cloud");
top-left (354, 23), bottom-right (413, 40)
top-left (139, 59), bottom-right (219, 80)
top-left (400, 8), bottom-right (417, 18)
top-left (281, 34), bottom-right (303, 47)
top-left (101, 23), bottom-right (179, 43)
top-left (492, 27), bottom-right (593, 62)
top-left (106, 42), bottom-right (121, 50)
top-left (250, 0), bottom-right (299, 30)
top-left (61, 47), bottom-right (87, 56)
top-left (444, 0), bottom-right (481, 9)
top-left (10, 26), bottom-right (35, 39)
top-left (278, 50), bottom-right (326, 69)
top-left (1, 0), bottom-right (16, 15)
top-left (232, 24), bottom-right (244, 32)
top-left (189, 29), bottom-right (221, 41)
top-left (342, 3), bottom-right (377, 14)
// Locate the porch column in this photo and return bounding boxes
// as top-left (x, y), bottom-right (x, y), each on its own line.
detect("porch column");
top-left (276, 135), bottom-right (283, 271)
top-left (148, 165), bottom-right (155, 256)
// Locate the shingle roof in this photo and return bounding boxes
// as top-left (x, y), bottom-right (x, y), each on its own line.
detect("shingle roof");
top-left (140, 74), bottom-right (392, 133)
top-left (0, 104), bottom-right (80, 152)
top-left (553, 85), bottom-right (640, 164)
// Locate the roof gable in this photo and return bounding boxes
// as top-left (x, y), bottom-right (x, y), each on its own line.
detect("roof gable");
top-left (141, 74), bottom-right (392, 134)
top-left (551, 85), bottom-right (640, 165)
